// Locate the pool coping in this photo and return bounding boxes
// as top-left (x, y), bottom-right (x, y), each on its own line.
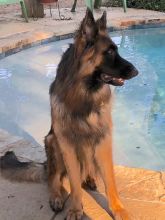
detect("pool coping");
top-left (0, 18), bottom-right (165, 60)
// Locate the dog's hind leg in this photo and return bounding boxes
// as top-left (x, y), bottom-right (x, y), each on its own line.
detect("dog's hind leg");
top-left (95, 119), bottom-right (130, 220)
top-left (45, 131), bottom-right (66, 212)
top-left (82, 175), bottom-right (97, 191)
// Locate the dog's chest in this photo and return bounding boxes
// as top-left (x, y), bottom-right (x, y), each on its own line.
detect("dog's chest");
top-left (51, 91), bottom-right (111, 147)
top-left (62, 103), bottom-right (110, 147)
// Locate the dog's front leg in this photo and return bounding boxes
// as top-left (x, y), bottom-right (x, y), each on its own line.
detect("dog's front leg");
top-left (58, 136), bottom-right (83, 220)
top-left (95, 133), bottom-right (130, 220)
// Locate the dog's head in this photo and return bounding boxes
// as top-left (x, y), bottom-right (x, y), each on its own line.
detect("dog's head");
top-left (74, 9), bottom-right (138, 87)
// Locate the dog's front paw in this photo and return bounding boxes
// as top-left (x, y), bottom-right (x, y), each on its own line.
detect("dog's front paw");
top-left (49, 195), bottom-right (64, 212)
top-left (65, 208), bottom-right (83, 220)
top-left (114, 208), bottom-right (130, 220)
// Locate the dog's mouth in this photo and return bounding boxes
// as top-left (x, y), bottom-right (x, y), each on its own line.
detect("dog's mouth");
top-left (100, 74), bottom-right (125, 86)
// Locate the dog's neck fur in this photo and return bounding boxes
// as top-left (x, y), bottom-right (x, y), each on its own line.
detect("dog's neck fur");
top-left (50, 44), bottom-right (111, 118)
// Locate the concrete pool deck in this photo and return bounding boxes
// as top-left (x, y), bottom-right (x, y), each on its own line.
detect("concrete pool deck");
top-left (1, 5), bottom-right (165, 220)
top-left (0, 7), bottom-right (165, 59)
top-left (0, 129), bottom-right (165, 220)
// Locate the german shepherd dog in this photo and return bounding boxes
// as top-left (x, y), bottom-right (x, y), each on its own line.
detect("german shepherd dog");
top-left (0, 9), bottom-right (138, 220)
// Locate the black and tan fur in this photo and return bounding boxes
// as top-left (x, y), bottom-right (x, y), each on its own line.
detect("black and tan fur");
top-left (0, 9), bottom-right (138, 220)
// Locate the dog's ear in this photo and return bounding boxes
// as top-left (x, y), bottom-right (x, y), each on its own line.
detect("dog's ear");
top-left (81, 8), bottom-right (97, 42)
top-left (97, 11), bottom-right (107, 33)
top-left (74, 8), bottom-right (97, 55)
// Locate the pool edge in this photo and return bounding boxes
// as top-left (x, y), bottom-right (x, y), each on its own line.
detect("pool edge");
top-left (0, 19), bottom-right (165, 60)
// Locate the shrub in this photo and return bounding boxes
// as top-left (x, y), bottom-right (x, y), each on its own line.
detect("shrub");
top-left (102, 0), bottom-right (165, 12)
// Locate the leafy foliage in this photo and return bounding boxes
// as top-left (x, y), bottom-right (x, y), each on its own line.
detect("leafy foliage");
top-left (102, 0), bottom-right (165, 12)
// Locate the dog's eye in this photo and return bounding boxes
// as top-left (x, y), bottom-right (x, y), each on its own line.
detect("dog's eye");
top-left (108, 49), bottom-right (114, 55)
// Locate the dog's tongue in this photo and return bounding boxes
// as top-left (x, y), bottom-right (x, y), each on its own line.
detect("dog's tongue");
top-left (112, 78), bottom-right (125, 86)
top-left (101, 74), bottom-right (124, 86)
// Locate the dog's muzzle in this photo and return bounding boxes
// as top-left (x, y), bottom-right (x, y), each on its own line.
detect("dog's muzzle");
top-left (100, 74), bottom-right (125, 86)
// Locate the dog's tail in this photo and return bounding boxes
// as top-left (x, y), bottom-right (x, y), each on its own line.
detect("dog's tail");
top-left (0, 151), bottom-right (47, 183)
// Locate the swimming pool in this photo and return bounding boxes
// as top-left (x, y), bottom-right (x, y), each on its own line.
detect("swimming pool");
top-left (0, 27), bottom-right (165, 170)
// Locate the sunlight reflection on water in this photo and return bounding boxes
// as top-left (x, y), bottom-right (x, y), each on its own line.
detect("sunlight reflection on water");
top-left (0, 68), bottom-right (12, 79)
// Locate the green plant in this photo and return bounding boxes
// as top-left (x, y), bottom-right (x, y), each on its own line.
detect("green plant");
top-left (102, 0), bottom-right (165, 12)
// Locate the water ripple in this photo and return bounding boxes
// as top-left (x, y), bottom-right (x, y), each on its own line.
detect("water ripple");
top-left (45, 64), bottom-right (57, 79)
top-left (0, 68), bottom-right (12, 79)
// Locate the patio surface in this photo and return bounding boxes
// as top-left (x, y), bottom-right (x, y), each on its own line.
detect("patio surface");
top-left (0, 6), bottom-right (165, 58)
top-left (0, 4), bottom-right (165, 220)
top-left (0, 129), bottom-right (165, 220)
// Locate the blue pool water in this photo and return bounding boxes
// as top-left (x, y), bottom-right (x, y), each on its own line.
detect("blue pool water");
top-left (0, 27), bottom-right (165, 170)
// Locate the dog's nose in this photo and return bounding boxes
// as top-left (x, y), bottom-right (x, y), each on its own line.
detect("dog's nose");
top-left (122, 66), bottom-right (139, 79)
top-left (131, 67), bottom-right (139, 77)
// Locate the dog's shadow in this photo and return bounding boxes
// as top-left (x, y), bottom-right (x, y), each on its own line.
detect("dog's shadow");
top-left (53, 187), bottom-right (114, 220)
top-left (86, 189), bottom-right (114, 219)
